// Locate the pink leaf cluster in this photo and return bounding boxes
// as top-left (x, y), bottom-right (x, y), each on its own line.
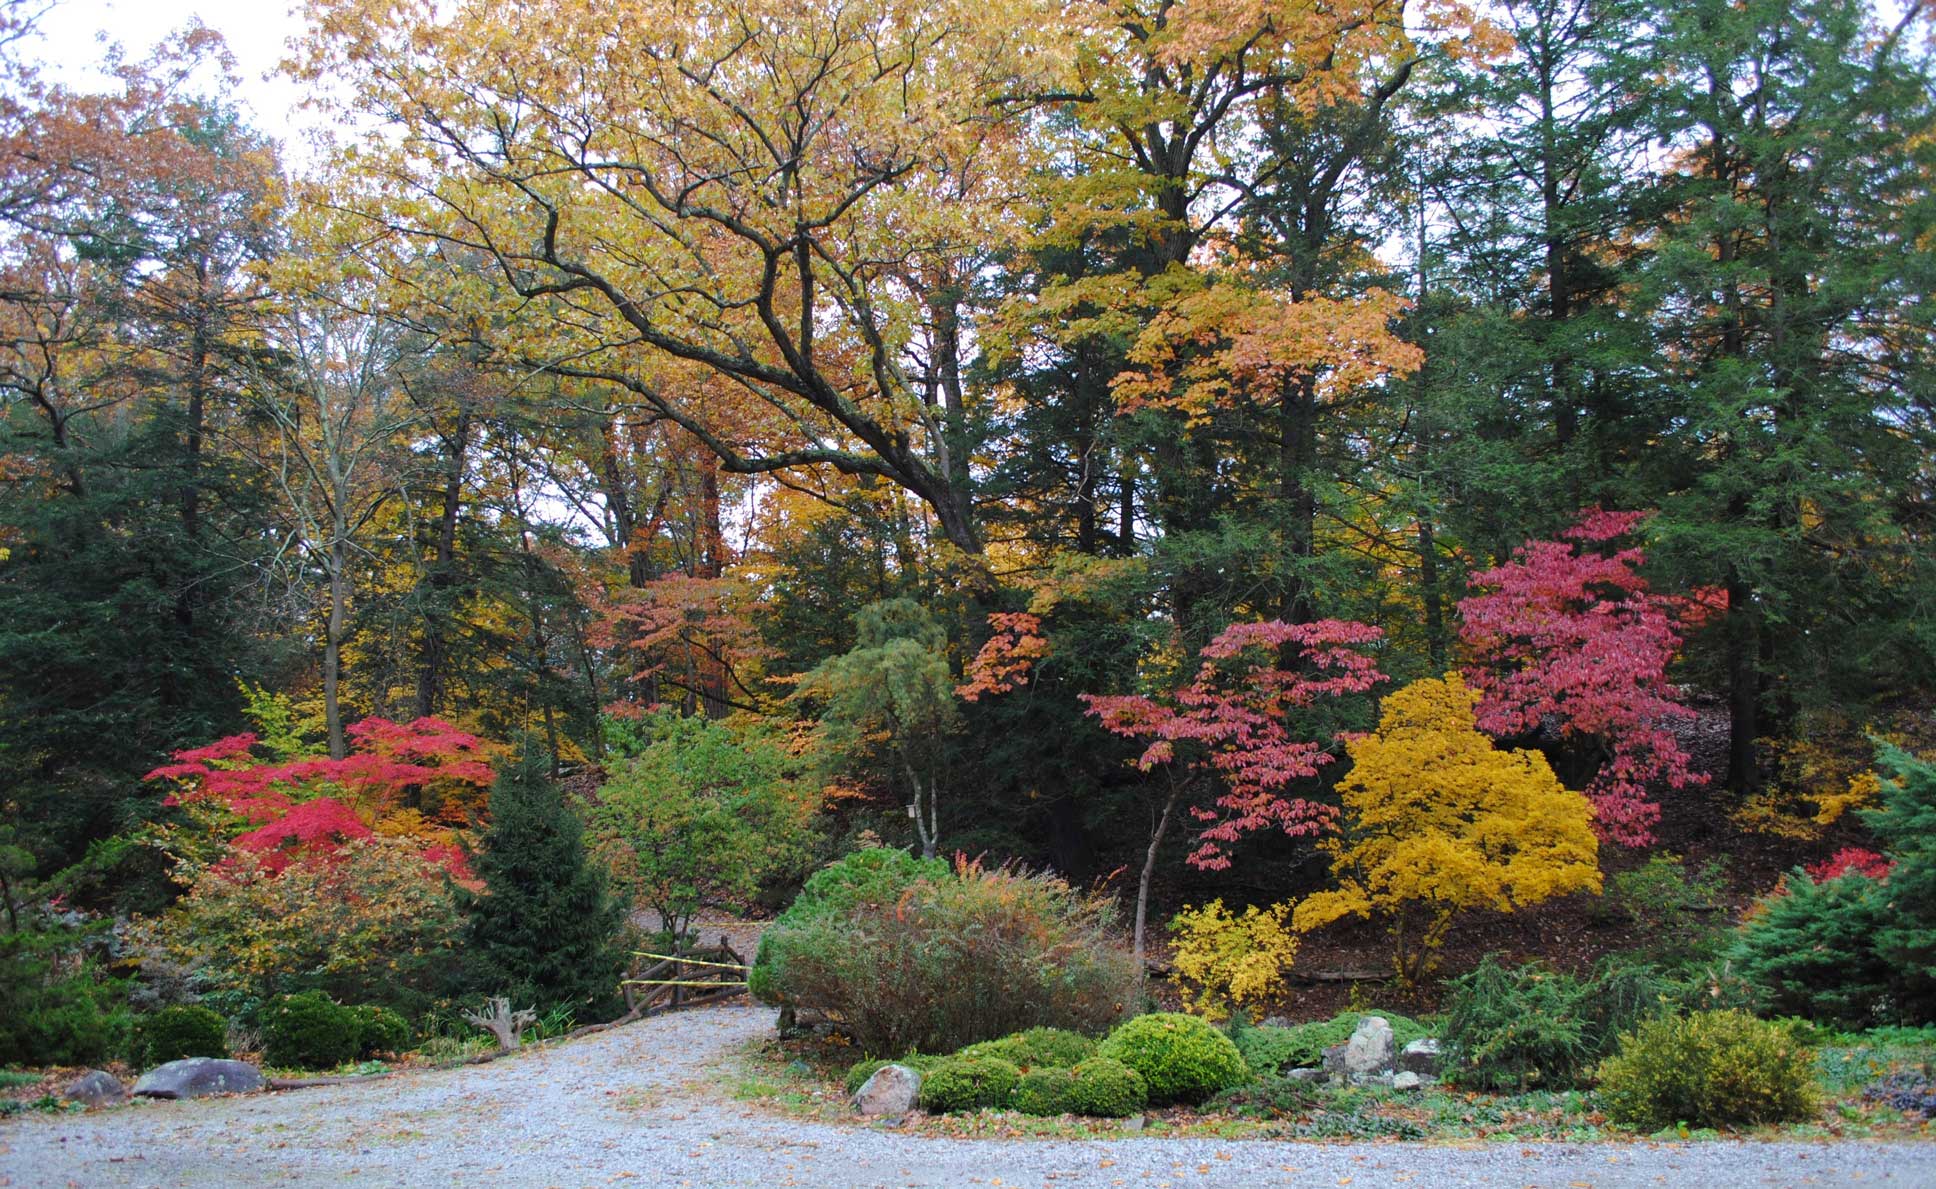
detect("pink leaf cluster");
top-left (1457, 509), bottom-right (1707, 847)
top-left (957, 613), bottom-right (1052, 701)
top-left (145, 717), bottom-right (494, 878)
top-left (1083, 619), bottom-right (1387, 870)
top-left (1806, 847), bottom-right (1894, 883)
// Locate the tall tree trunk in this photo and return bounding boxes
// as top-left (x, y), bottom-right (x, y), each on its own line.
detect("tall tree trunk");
top-left (415, 412), bottom-right (470, 719)
top-left (325, 536), bottom-right (349, 760)
top-left (1133, 780), bottom-right (1182, 977)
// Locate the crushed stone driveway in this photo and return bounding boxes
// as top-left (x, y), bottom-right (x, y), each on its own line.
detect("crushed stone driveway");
top-left (3, 1005), bottom-right (1932, 1188)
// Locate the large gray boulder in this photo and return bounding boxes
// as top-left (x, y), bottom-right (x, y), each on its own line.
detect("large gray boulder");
top-left (1399, 1037), bottom-right (1442, 1076)
top-left (1322, 1016), bottom-right (1397, 1084)
top-left (63, 1070), bottom-right (127, 1108)
top-left (1341, 1015), bottom-right (1395, 1076)
top-left (132, 1058), bottom-right (265, 1100)
top-left (852, 1063), bottom-right (921, 1118)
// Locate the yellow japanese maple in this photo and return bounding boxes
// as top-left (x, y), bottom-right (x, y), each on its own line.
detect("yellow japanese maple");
top-left (1293, 674), bottom-right (1601, 982)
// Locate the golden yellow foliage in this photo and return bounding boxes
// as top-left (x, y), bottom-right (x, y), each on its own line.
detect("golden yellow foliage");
top-left (1292, 674), bottom-right (1601, 982)
top-left (1168, 899), bottom-right (1299, 1019)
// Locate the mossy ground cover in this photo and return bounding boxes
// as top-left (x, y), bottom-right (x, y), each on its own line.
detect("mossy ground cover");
top-left (731, 1024), bottom-right (1936, 1143)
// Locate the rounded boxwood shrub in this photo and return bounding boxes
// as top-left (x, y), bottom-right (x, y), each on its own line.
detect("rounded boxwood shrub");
top-left (1011, 1066), bottom-right (1077, 1116)
top-left (918, 1055), bottom-right (1022, 1113)
top-left (352, 1005), bottom-right (411, 1058)
top-left (134, 1005), bottom-right (229, 1066)
top-left (1067, 1056), bottom-right (1147, 1117)
top-left (261, 991), bottom-right (360, 1070)
top-left (1595, 1010), bottom-right (1819, 1130)
top-left (955, 1027), bottom-right (1097, 1070)
top-left (1097, 1013), bottom-right (1247, 1105)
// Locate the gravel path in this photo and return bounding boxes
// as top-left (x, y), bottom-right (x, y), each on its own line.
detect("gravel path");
top-left (3, 1005), bottom-right (1932, 1188)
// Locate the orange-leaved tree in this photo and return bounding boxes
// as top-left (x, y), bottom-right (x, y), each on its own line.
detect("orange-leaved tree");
top-left (1293, 673), bottom-right (1601, 982)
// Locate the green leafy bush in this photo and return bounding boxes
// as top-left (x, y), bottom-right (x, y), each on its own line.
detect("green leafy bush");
top-left (1067, 1056), bottom-right (1148, 1117)
top-left (955, 1027), bottom-right (1097, 1070)
top-left (1442, 957), bottom-right (1671, 1090)
top-left (1011, 1066), bottom-right (1077, 1115)
top-left (133, 1005), bottom-right (228, 1066)
top-left (594, 711), bottom-right (819, 945)
top-left (261, 991), bottom-right (360, 1070)
top-left (1097, 1013), bottom-right (1247, 1105)
top-left (157, 838), bottom-right (464, 1019)
top-left (1205, 1073), bottom-right (1321, 1118)
top-left (1605, 853), bottom-right (1730, 965)
top-left (352, 1005), bottom-right (411, 1058)
top-left (1232, 1010), bottom-right (1433, 1077)
top-left (0, 928), bottom-right (132, 1066)
top-left (918, 1055), bottom-right (1021, 1112)
top-left (1596, 1011), bottom-right (1820, 1130)
top-left (843, 1053), bottom-right (941, 1095)
top-left (752, 852), bottom-right (1138, 1055)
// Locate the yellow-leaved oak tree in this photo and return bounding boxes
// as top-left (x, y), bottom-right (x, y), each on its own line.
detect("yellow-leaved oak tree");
top-left (296, 0), bottom-right (1072, 555)
top-left (1293, 673), bottom-right (1601, 982)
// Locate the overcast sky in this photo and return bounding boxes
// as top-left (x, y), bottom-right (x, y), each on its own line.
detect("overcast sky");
top-left (27, 0), bottom-right (320, 152)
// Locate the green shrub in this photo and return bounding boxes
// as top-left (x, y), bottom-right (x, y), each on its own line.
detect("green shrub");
top-left (261, 991), bottom-right (360, 1070)
top-left (157, 838), bottom-right (463, 1019)
top-left (843, 1053), bottom-right (941, 1095)
top-left (0, 929), bottom-right (132, 1067)
top-left (1233, 1010), bottom-right (1433, 1077)
top-left (351, 1005), bottom-right (411, 1058)
top-left (1097, 1013), bottom-right (1247, 1105)
top-left (1067, 1056), bottom-right (1148, 1117)
top-left (1596, 1011), bottom-right (1820, 1130)
top-left (955, 1027), bottom-right (1097, 1070)
top-left (919, 1055), bottom-right (1021, 1112)
top-left (1605, 854), bottom-right (1730, 966)
top-left (1011, 1066), bottom-right (1077, 1115)
top-left (133, 1005), bottom-right (228, 1066)
top-left (1729, 869), bottom-right (1897, 1028)
top-left (1205, 1073), bottom-right (1321, 1118)
top-left (752, 852), bottom-right (1138, 1055)
top-left (1442, 956), bottom-right (1672, 1091)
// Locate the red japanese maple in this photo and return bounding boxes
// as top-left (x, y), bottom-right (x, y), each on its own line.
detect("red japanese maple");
top-left (1083, 619), bottom-right (1387, 870)
top-left (1457, 509), bottom-right (1708, 847)
top-left (1806, 847), bottom-right (1894, 883)
top-left (146, 717), bottom-right (495, 878)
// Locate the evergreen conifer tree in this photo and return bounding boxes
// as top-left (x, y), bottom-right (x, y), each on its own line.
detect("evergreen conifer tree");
top-left (461, 747), bottom-right (628, 1021)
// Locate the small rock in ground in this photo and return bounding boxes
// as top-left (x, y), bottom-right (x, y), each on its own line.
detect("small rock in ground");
top-left (63, 1070), bottom-right (126, 1108)
top-left (132, 1058), bottom-right (265, 1100)
top-left (1392, 1071), bottom-right (1423, 1091)
top-left (852, 1064), bottom-right (920, 1118)
top-left (1399, 1038), bottom-right (1442, 1076)
top-left (1285, 1067), bottom-right (1326, 1084)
